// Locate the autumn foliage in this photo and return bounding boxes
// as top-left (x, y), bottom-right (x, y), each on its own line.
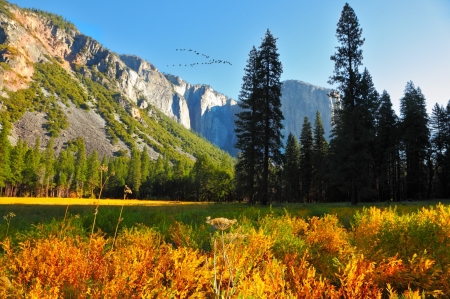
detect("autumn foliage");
top-left (0, 204), bottom-right (449, 298)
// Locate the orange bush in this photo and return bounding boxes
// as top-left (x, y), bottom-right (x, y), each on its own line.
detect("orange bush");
top-left (0, 205), bottom-right (449, 298)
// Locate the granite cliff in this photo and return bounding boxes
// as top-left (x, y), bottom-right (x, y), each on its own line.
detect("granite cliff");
top-left (281, 80), bottom-right (334, 142)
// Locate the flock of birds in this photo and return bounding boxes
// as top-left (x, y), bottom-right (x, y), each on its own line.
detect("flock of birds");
top-left (166, 48), bottom-right (232, 67)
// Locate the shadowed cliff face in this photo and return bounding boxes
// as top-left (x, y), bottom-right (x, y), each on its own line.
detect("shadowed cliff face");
top-left (165, 74), bottom-right (240, 156)
top-left (281, 80), bottom-right (335, 142)
top-left (0, 3), bottom-right (334, 158)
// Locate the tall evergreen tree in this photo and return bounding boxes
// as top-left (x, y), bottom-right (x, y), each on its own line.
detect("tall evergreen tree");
top-left (328, 3), bottom-right (367, 205)
top-left (430, 102), bottom-right (450, 197)
top-left (127, 148), bottom-right (142, 198)
top-left (284, 133), bottom-right (300, 202)
top-left (86, 150), bottom-right (100, 198)
top-left (235, 46), bottom-right (261, 204)
top-left (0, 121), bottom-right (12, 195)
top-left (140, 147), bottom-right (151, 183)
top-left (299, 117), bottom-right (314, 201)
top-left (358, 68), bottom-right (380, 200)
top-left (256, 29), bottom-right (284, 205)
top-left (56, 148), bottom-right (75, 197)
top-left (74, 138), bottom-right (87, 197)
top-left (312, 111), bottom-right (329, 202)
top-left (191, 154), bottom-right (214, 201)
top-left (9, 139), bottom-right (28, 196)
top-left (22, 138), bottom-right (41, 196)
top-left (375, 90), bottom-right (399, 201)
top-left (235, 29), bottom-right (284, 205)
top-left (43, 139), bottom-right (56, 197)
top-left (400, 81), bottom-right (430, 200)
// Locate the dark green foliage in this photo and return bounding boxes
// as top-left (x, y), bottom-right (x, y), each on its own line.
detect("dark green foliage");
top-left (329, 3), bottom-right (364, 99)
top-left (55, 147), bottom-right (75, 197)
top-left (0, 82), bottom-right (44, 123)
top-left (430, 102), bottom-right (450, 197)
top-left (86, 150), bottom-right (100, 198)
top-left (235, 46), bottom-right (261, 204)
top-left (44, 101), bottom-right (69, 137)
top-left (300, 117), bottom-right (314, 201)
top-left (257, 29), bottom-right (284, 205)
top-left (284, 133), bottom-right (300, 202)
top-left (35, 63), bottom-right (88, 109)
top-left (328, 3), bottom-right (374, 204)
top-left (127, 148), bottom-right (142, 197)
top-left (374, 91), bottom-right (399, 202)
top-left (312, 111), bottom-right (329, 202)
top-left (400, 81), bottom-right (430, 200)
top-left (0, 121), bottom-right (12, 189)
top-left (235, 30), bottom-right (284, 205)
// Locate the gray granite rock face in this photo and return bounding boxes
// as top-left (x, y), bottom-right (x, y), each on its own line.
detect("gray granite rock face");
top-left (281, 80), bottom-right (335, 142)
top-left (165, 74), bottom-right (239, 155)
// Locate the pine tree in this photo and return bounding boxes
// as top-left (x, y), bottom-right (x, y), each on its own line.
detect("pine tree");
top-left (235, 29), bottom-right (284, 205)
top-left (284, 133), bottom-right (300, 202)
top-left (430, 102), bottom-right (450, 197)
top-left (328, 3), bottom-right (367, 205)
top-left (86, 150), bottom-right (100, 198)
top-left (127, 148), bottom-right (142, 198)
top-left (300, 117), bottom-right (314, 201)
top-left (375, 90), bottom-right (399, 201)
top-left (140, 147), bottom-right (151, 183)
top-left (22, 138), bottom-right (42, 196)
top-left (235, 46), bottom-right (261, 204)
top-left (312, 111), bottom-right (329, 202)
top-left (400, 81), bottom-right (430, 200)
top-left (56, 148), bottom-right (75, 197)
top-left (0, 121), bottom-right (12, 195)
top-left (43, 139), bottom-right (56, 197)
top-left (74, 138), bottom-right (87, 197)
top-left (357, 68), bottom-right (379, 200)
top-left (9, 139), bottom-right (28, 196)
top-left (35, 139), bottom-right (47, 197)
top-left (256, 29), bottom-right (284, 205)
top-left (191, 154), bottom-right (214, 201)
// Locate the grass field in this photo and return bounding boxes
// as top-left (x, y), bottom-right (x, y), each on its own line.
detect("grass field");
top-left (1, 197), bottom-right (448, 237)
top-left (1, 198), bottom-right (450, 297)
top-left (0, 197), bottom-right (210, 206)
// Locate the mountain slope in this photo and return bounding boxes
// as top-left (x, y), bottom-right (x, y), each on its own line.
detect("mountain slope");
top-left (0, 1), bottom-right (229, 166)
top-left (0, 1), bottom-right (335, 160)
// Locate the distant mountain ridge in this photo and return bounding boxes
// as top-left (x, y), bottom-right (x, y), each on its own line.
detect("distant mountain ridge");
top-left (0, 1), bottom-right (334, 158)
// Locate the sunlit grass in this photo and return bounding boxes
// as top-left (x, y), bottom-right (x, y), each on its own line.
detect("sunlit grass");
top-left (0, 197), bottom-right (212, 206)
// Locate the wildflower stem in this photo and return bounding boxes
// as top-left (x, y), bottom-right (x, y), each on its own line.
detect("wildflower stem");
top-left (213, 238), bottom-right (218, 296)
top-left (60, 204), bottom-right (70, 239)
top-left (111, 204), bottom-right (124, 251)
top-left (89, 202), bottom-right (99, 246)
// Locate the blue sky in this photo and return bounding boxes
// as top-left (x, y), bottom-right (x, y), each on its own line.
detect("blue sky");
top-left (9, 0), bottom-right (450, 114)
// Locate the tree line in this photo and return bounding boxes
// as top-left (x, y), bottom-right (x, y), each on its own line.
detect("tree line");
top-left (0, 124), bottom-right (234, 200)
top-left (234, 3), bottom-right (449, 204)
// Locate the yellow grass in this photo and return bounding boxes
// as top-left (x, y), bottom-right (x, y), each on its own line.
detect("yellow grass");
top-left (0, 197), bottom-right (211, 206)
